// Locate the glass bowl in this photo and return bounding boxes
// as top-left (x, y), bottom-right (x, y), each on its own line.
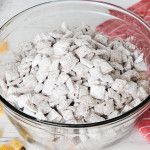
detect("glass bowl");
top-left (0, 0), bottom-right (150, 149)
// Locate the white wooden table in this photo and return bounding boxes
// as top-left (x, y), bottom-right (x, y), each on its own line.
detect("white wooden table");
top-left (0, 0), bottom-right (149, 149)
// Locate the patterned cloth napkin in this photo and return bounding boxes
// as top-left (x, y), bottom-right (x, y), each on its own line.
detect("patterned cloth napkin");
top-left (97, 0), bottom-right (150, 142)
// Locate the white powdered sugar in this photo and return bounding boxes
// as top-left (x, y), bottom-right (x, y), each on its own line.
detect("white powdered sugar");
top-left (0, 23), bottom-right (149, 123)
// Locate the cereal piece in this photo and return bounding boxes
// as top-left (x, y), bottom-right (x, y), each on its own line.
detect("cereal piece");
top-left (111, 79), bottom-right (127, 93)
top-left (94, 33), bottom-right (108, 45)
top-left (73, 63), bottom-right (89, 78)
top-left (23, 108), bottom-right (36, 117)
top-left (121, 96), bottom-right (132, 105)
top-left (52, 84), bottom-right (68, 98)
top-left (137, 80), bottom-right (149, 93)
top-left (38, 101), bottom-right (52, 114)
top-left (7, 86), bottom-right (32, 95)
top-left (122, 70), bottom-right (139, 81)
top-left (22, 74), bottom-right (37, 90)
top-left (42, 79), bottom-right (54, 96)
top-left (78, 85), bottom-right (88, 98)
top-left (0, 79), bottom-right (7, 93)
top-left (92, 56), bottom-right (103, 67)
top-left (74, 29), bottom-right (83, 38)
top-left (49, 95), bottom-right (66, 106)
top-left (79, 24), bottom-right (95, 36)
top-left (134, 61), bottom-right (147, 72)
top-left (5, 69), bottom-right (19, 83)
top-left (67, 83), bottom-right (79, 100)
top-left (124, 81), bottom-right (138, 99)
top-left (17, 93), bottom-right (32, 109)
top-left (103, 99), bottom-right (115, 115)
top-left (31, 94), bottom-right (47, 106)
top-left (122, 53), bottom-right (128, 63)
top-left (104, 92), bottom-right (109, 101)
top-left (36, 42), bottom-right (49, 54)
top-left (36, 111), bottom-right (47, 120)
top-left (80, 95), bottom-right (95, 107)
top-left (62, 109), bottom-right (74, 122)
top-left (36, 56), bottom-right (51, 83)
top-left (94, 103), bottom-right (105, 115)
top-left (133, 50), bottom-right (140, 59)
top-left (60, 52), bottom-right (79, 73)
top-left (34, 33), bottom-right (55, 43)
top-left (94, 49), bottom-right (110, 61)
top-left (124, 41), bottom-right (136, 50)
top-left (57, 100), bottom-right (71, 111)
top-left (137, 86), bottom-right (148, 100)
top-left (49, 58), bottom-right (60, 71)
top-left (19, 42), bottom-right (33, 53)
top-left (36, 68), bottom-right (48, 83)
top-left (85, 112), bottom-right (104, 123)
top-left (63, 31), bottom-right (73, 39)
top-left (108, 88), bottom-right (122, 109)
top-left (30, 66), bottom-right (38, 75)
top-left (69, 70), bottom-right (76, 77)
top-left (91, 39), bottom-right (106, 49)
top-left (78, 34), bottom-right (92, 41)
top-left (109, 39), bottom-right (123, 49)
top-left (110, 62), bottom-right (123, 71)
top-left (124, 56), bottom-right (133, 70)
top-left (119, 45), bottom-right (131, 56)
top-left (53, 40), bottom-right (70, 56)
top-left (66, 78), bottom-right (74, 93)
top-left (108, 88), bottom-right (120, 101)
top-left (100, 74), bottom-right (114, 85)
top-left (90, 85), bottom-right (105, 100)
top-left (42, 71), bottom-right (59, 95)
top-left (57, 72), bottom-right (69, 85)
top-left (80, 58), bottom-right (93, 68)
top-left (85, 52), bottom-right (95, 60)
top-left (108, 110), bottom-right (119, 119)
top-left (32, 54), bottom-right (42, 68)
top-left (25, 102), bottom-right (37, 113)
top-left (110, 49), bottom-right (122, 63)
top-left (69, 45), bottom-right (78, 52)
top-left (7, 78), bottom-right (22, 87)
top-left (75, 46), bottom-right (92, 58)
top-left (74, 38), bottom-right (89, 47)
top-left (75, 103), bottom-right (89, 119)
top-left (7, 95), bottom-right (19, 104)
top-left (33, 33), bottom-right (48, 44)
top-left (134, 53), bottom-right (144, 63)
top-left (48, 32), bottom-right (63, 39)
top-left (76, 79), bottom-right (82, 85)
top-left (130, 98), bottom-right (141, 107)
top-left (112, 71), bottom-right (121, 81)
top-left (34, 82), bottom-right (43, 93)
top-left (36, 42), bottom-right (54, 56)
top-left (89, 67), bottom-right (102, 80)
top-left (122, 105), bottom-right (132, 113)
top-left (88, 78), bottom-right (101, 86)
top-left (93, 58), bottom-right (113, 74)
top-left (47, 109), bottom-right (62, 122)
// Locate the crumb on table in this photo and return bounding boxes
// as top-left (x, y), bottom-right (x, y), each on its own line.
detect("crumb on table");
top-left (0, 41), bottom-right (8, 54)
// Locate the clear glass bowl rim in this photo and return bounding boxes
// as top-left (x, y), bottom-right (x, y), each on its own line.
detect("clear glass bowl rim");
top-left (0, 0), bottom-right (150, 128)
